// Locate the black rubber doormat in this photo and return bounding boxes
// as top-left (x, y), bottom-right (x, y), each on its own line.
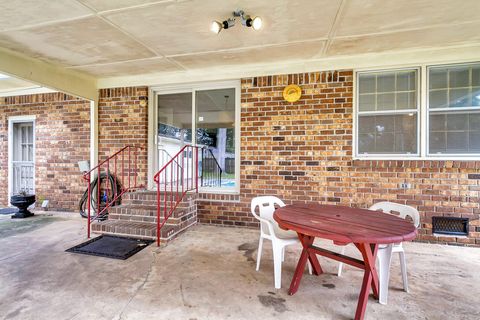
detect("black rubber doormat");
top-left (66, 235), bottom-right (153, 260)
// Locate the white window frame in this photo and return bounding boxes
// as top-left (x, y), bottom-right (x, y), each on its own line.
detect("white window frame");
top-left (148, 80), bottom-right (241, 194)
top-left (354, 67), bottom-right (421, 159)
top-left (354, 62), bottom-right (480, 160)
top-left (426, 62), bottom-right (480, 158)
top-left (8, 115), bottom-right (36, 203)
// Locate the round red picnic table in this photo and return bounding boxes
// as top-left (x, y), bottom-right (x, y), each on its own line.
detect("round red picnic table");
top-left (274, 204), bottom-right (417, 320)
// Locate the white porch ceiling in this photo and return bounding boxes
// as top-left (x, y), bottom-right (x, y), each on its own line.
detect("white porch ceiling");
top-left (0, 0), bottom-right (479, 83)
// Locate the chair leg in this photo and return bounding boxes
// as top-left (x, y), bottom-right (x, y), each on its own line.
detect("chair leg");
top-left (377, 245), bottom-right (393, 305)
top-left (399, 250), bottom-right (409, 293)
top-left (337, 246), bottom-right (346, 277)
top-left (282, 247), bottom-right (285, 262)
top-left (256, 237), bottom-right (264, 271)
top-left (307, 261), bottom-right (312, 275)
top-left (272, 244), bottom-right (283, 289)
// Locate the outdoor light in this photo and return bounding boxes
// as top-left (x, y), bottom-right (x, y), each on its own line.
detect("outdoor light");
top-left (246, 16), bottom-right (262, 30)
top-left (210, 18), bottom-right (235, 34)
top-left (210, 10), bottom-right (262, 34)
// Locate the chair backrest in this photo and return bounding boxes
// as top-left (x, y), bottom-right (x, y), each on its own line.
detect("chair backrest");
top-left (250, 196), bottom-right (286, 236)
top-left (369, 201), bottom-right (420, 228)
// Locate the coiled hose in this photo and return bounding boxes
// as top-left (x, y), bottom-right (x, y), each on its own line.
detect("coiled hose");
top-left (79, 172), bottom-right (122, 219)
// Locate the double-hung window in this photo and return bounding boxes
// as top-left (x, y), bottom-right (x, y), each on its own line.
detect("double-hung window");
top-left (428, 63), bottom-right (480, 155)
top-left (356, 69), bottom-right (419, 156)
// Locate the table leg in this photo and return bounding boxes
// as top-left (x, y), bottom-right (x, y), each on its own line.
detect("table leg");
top-left (354, 243), bottom-right (379, 320)
top-left (288, 234), bottom-right (322, 295)
top-left (299, 234), bottom-right (323, 276)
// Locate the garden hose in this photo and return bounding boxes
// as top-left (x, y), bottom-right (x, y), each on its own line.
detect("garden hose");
top-left (79, 172), bottom-right (122, 219)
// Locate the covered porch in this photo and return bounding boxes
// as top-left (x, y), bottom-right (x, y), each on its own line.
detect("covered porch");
top-left (1, 212), bottom-right (479, 319)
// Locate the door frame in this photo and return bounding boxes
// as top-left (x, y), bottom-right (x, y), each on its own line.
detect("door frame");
top-left (148, 80), bottom-right (241, 192)
top-left (8, 115), bottom-right (36, 203)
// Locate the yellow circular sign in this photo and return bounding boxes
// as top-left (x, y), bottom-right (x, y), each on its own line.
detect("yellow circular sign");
top-left (283, 84), bottom-right (302, 102)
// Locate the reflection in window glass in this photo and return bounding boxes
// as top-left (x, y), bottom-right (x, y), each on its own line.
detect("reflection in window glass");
top-left (196, 88), bottom-right (236, 188)
top-left (358, 114), bottom-right (417, 154)
top-left (428, 63), bottom-right (480, 155)
top-left (357, 69), bottom-right (418, 155)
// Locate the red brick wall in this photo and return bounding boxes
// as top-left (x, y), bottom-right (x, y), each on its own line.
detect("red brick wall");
top-left (0, 93), bottom-right (90, 211)
top-left (197, 71), bottom-right (480, 246)
top-left (98, 87), bottom-right (148, 188)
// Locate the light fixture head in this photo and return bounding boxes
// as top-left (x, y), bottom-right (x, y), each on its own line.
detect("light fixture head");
top-left (210, 21), bottom-right (223, 34)
top-left (210, 18), bottom-right (235, 34)
top-left (211, 9), bottom-right (262, 34)
top-left (250, 16), bottom-right (262, 30)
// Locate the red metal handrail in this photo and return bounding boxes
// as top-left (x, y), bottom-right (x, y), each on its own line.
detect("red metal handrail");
top-left (82, 145), bottom-right (145, 238)
top-left (153, 145), bottom-right (199, 246)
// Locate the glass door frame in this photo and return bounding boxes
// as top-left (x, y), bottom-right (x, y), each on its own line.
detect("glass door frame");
top-left (148, 80), bottom-right (241, 193)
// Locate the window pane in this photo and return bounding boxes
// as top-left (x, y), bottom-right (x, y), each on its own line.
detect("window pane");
top-left (473, 87), bottom-right (480, 106)
top-left (469, 132), bottom-right (480, 152)
top-left (377, 93), bottom-right (395, 110)
top-left (429, 132), bottom-right (446, 153)
top-left (396, 92), bottom-right (415, 110)
top-left (358, 94), bottom-right (376, 111)
top-left (358, 114), bottom-right (417, 154)
top-left (449, 67), bottom-right (469, 88)
top-left (359, 74), bottom-right (376, 93)
top-left (196, 88), bottom-right (236, 188)
top-left (429, 110), bottom-right (480, 154)
top-left (429, 69), bottom-right (447, 89)
top-left (430, 114), bottom-right (446, 131)
top-left (446, 113), bottom-right (468, 131)
top-left (473, 67), bottom-right (480, 87)
top-left (429, 63), bottom-right (480, 109)
top-left (449, 88), bottom-right (471, 108)
top-left (429, 90), bottom-right (448, 108)
top-left (447, 132), bottom-right (468, 152)
top-left (397, 71), bottom-right (416, 91)
top-left (377, 74), bottom-right (395, 92)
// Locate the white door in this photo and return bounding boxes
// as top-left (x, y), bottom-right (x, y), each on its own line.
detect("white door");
top-left (10, 121), bottom-right (35, 195)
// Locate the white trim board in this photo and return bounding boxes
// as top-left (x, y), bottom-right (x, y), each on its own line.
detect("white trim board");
top-left (8, 115), bottom-right (36, 203)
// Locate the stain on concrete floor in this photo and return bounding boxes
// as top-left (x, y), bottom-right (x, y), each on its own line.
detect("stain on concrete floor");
top-left (257, 294), bottom-right (288, 313)
top-left (0, 215), bottom-right (63, 238)
top-left (238, 242), bottom-right (257, 262)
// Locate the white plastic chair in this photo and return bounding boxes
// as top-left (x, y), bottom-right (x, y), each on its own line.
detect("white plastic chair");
top-left (251, 196), bottom-right (311, 289)
top-left (337, 201), bottom-right (420, 304)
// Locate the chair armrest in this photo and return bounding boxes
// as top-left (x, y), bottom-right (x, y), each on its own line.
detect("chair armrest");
top-left (254, 215), bottom-right (278, 238)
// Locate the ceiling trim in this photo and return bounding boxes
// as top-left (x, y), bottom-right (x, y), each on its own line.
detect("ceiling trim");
top-left (0, 86), bottom-right (56, 97)
top-left (97, 43), bottom-right (480, 88)
top-left (0, 47), bottom-right (97, 100)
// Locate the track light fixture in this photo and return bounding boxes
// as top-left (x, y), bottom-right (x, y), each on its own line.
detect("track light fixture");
top-left (210, 10), bottom-right (262, 34)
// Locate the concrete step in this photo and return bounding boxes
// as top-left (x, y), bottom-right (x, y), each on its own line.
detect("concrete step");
top-left (109, 204), bottom-right (189, 219)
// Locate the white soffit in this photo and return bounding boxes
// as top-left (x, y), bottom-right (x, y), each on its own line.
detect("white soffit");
top-left (0, 74), bottom-right (55, 97)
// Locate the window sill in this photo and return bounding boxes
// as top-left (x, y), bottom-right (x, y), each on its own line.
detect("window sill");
top-left (199, 188), bottom-right (240, 195)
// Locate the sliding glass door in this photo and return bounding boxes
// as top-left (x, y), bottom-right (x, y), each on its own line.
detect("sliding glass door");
top-left (155, 82), bottom-right (239, 191)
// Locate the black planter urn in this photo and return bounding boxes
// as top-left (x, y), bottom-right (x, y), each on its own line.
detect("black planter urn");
top-left (10, 194), bottom-right (36, 219)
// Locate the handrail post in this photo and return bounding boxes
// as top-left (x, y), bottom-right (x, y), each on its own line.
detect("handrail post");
top-left (195, 147), bottom-right (199, 193)
top-left (87, 173), bottom-right (91, 238)
top-left (128, 147), bottom-right (131, 190)
top-left (156, 177), bottom-right (160, 246)
top-left (97, 165), bottom-right (101, 220)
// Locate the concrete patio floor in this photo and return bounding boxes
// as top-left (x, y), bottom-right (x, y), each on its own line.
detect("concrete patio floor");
top-left (0, 212), bottom-right (479, 320)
